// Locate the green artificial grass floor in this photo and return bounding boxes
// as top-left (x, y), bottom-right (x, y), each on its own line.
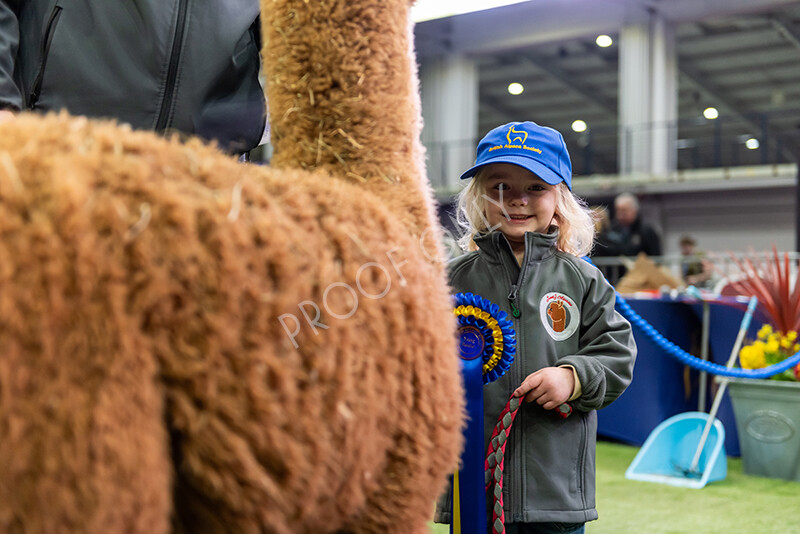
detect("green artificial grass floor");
top-left (430, 440), bottom-right (800, 533)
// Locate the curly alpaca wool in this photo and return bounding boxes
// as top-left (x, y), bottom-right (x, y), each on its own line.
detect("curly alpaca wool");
top-left (0, 0), bottom-right (464, 532)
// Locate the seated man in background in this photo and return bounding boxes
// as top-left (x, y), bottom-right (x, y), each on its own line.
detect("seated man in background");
top-left (679, 234), bottom-right (713, 287)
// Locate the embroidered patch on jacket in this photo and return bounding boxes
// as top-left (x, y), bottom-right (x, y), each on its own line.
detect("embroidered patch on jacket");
top-left (539, 292), bottom-right (579, 341)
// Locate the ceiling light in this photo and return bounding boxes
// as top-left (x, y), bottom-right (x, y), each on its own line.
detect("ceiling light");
top-left (745, 138), bottom-right (760, 150)
top-left (703, 107), bottom-right (719, 120)
top-left (508, 82), bottom-right (524, 95)
top-left (595, 35), bottom-right (613, 48)
top-left (571, 120), bottom-right (587, 133)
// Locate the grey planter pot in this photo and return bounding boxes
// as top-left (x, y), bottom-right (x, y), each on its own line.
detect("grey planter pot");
top-left (727, 378), bottom-right (800, 482)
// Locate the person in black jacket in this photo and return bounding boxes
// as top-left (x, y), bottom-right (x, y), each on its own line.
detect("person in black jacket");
top-left (593, 193), bottom-right (662, 284)
top-left (595, 192), bottom-right (662, 257)
top-left (0, 0), bottom-right (266, 155)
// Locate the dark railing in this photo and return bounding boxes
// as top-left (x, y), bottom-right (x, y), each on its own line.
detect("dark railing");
top-left (422, 109), bottom-right (800, 185)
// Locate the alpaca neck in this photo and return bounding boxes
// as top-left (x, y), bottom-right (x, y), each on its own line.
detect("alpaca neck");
top-left (260, 1), bottom-right (441, 247)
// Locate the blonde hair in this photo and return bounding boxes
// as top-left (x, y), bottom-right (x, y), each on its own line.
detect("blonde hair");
top-left (455, 170), bottom-right (596, 257)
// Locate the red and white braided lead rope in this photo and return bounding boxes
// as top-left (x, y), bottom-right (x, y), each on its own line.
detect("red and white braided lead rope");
top-left (484, 396), bottom-right (521, 534)
top-left (485, 398), bottom-right (572, 534)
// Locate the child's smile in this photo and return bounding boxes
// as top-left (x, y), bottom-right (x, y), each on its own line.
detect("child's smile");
top-left (507, 214), bottom-right (534, 224)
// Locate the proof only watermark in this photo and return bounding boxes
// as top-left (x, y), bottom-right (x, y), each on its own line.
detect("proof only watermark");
top-left (277, 247), bottom-right (408, 349)
top-left (276, 190), bottom-right (510, 350)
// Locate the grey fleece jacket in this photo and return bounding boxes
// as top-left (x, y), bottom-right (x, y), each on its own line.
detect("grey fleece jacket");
top-left (1, 0), bottom-right (265, 153)
top-left (437, 230), bottom-right (635, 526)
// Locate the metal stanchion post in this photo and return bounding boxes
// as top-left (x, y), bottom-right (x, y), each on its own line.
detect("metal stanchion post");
top-left (698, 300), bottom-right (710, 412)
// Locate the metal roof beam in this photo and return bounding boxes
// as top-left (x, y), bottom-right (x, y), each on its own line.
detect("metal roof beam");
top-left (679, 59), bottom-right (800, 161)
top-left (479, 95), bottom-right (521, 126)
top-left (517, 53), bottom-right (618, 115)
top-left (771, 15), bottom-right (800, 54)
top-left (414, 0), bottom-right (800, 57)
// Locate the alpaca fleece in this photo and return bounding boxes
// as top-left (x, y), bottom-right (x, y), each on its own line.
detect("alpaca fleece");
top-left (0, 0), bottom-right (464, 532)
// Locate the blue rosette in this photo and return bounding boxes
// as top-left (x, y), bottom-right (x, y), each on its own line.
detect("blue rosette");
top-left (453, 292), bottom-right (517, 384)
top-left (450, 292), bottom-right (517, 534)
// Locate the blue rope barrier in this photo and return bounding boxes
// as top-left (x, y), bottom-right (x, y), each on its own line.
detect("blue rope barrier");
top-left (615, 292), bottom-right (800, 379)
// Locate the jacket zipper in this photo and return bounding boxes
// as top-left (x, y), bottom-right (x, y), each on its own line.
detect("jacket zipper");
top-left (514, 257), bottom-right (528, 521)
top-left (501, 239), bottom-right (529, 521)
top-left (28, 6), bottom-right (63, 108)
top-left (511, 306), bottom-right (523, 522)
top-left (508, 285), bottom-right (521, 318)
top-left (506, 254), bottom-right (528, 319)
top-left (155, 0), bottom-right (189, 131)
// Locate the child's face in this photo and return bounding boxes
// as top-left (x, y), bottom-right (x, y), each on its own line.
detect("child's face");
top-left (483, 163), bottom-right (558, 245)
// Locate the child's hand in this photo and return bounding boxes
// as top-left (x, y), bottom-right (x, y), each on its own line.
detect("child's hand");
top-left (513, 367), bottom-right (574, 410)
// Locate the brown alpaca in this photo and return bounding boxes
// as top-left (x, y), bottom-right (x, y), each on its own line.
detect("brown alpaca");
top-left (547, 301), bottom-right (567, 332)
top-left (0, 1), bottom-right (464, 533)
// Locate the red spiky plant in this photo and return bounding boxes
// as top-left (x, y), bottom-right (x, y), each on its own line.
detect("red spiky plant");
top-left (726, 246), bottom-right (800, 334)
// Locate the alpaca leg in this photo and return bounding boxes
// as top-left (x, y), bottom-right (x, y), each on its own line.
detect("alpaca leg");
top-left (0, 255), bottom-right (171, 534)
top-left (0, 344), bottom-right (171, 534)
top-left (86, 350), bottom-right (173, 534)
top-left (347, 437), bottom-right (440, 533)
top-left (342, 388), bottom-right (461, 534)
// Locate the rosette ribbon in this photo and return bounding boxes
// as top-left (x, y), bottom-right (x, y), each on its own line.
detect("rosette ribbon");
top-left (450, 292), bottom-right (516, 534)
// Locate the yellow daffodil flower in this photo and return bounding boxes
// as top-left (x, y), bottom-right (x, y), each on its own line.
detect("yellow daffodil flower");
top-left (757, 324), bottom-right (773, 340)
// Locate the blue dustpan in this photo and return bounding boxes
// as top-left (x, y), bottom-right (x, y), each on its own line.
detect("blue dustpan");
top-left (625, 293), bottom-right (757, 489)
top-left (625, 411), bottom-right (727, 489)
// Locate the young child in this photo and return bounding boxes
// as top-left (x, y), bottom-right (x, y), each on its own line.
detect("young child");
top-left (440, 121), bottom-right (636, 534)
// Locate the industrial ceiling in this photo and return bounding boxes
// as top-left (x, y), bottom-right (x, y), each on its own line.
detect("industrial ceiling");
top-left (414, 0), bottom-right (800, 177)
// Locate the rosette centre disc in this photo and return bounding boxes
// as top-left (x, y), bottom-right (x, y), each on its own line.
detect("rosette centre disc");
top-left (458, 325), bottom-right (485, 361)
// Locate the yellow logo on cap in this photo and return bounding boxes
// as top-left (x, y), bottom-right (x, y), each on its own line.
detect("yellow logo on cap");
top-left (507, 125), bottom-right (528, 145)
top-left (487, 125), bottom-right (543, 154)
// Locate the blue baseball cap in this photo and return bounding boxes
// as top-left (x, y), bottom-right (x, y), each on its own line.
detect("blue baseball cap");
top-left (460, 121), bottom-right (573, 190)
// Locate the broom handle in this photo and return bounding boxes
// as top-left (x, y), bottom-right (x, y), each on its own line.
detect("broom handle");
top-left (689, 295), bottom-right (758, 472)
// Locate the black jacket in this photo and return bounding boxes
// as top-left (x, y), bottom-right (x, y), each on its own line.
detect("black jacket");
top-left (1, 0), bottom-right (266, 153)
top-left (594, 218), bottom-right (662, 258)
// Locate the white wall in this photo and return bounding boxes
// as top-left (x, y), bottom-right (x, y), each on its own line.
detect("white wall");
top-left (638, 186), bottom-right (796, 256)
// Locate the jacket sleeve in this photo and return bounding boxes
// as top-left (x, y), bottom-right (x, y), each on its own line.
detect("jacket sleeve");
top-left (0, 0), bottom-right (22, 111)
top-left (555, 267), bottom-right (636, 411)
